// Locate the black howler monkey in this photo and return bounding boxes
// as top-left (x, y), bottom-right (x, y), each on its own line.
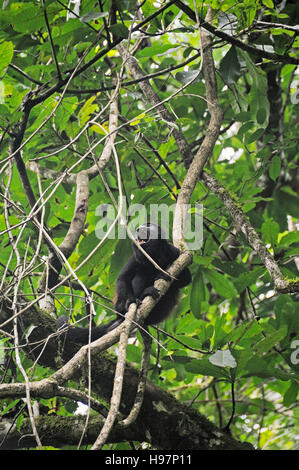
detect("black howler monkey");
top-left (56, 223), bottom-right (191, 343)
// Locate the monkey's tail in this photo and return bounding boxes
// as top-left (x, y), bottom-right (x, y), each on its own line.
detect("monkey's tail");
top-left (56, 315), bottom-right (122, 344)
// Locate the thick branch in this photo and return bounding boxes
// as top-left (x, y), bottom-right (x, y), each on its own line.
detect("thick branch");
top-left (0, 381), bottom-right (107, 416)
top-left (91, 303), bottom-right (137, 450)
top-left (118, 331), bottom-right (152, 428)
top-left (86, 90), bottom-right (119, 178)
top-left (0, 414), bottom-right (142, 450)
top-left (173, 7), bottom-right (223, 248)
top-left (1, 408), bottom-right (253, 450)
top-left (0, 266), bottom-right (253, 450)
top-left (59, 172), bottom-right (89, 259)
top-left (26, 161), bottom-right (76, 185)
top-left (201, 171), bottom-right (298, 293)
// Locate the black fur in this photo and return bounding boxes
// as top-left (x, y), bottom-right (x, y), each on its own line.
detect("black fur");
top-left (56, 224), bottom-right (191, 343)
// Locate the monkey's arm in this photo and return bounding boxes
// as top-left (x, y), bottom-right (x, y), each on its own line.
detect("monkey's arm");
top-left (154, 244), bottom-right (192, 288)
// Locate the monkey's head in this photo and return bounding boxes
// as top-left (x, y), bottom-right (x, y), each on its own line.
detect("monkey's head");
top-left (133, 223), bottom-right (168, 263)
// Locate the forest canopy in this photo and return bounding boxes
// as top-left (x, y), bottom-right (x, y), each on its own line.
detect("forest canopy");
top-left (0, 0), bottom-right (298, 451)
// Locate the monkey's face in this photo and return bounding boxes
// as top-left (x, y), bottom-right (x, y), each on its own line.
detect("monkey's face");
top-left (136, 223), bottom-right (163, 243)
top-left (133, 223), bottom-right (167, 263)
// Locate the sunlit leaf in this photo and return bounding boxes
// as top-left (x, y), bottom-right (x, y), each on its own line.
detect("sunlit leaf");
top-left (209, 350), bottom-right (237, 368)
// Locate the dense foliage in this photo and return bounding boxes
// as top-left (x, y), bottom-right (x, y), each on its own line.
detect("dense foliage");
top-left (0, 0), bottom-right (298, 451)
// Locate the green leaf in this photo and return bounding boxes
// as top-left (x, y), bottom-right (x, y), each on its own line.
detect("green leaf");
top-left (209, 350), bottom-right (237, 368)
top-left (109, 239), bottom-right (131, 284)
top-left (244, 357), bottom-right (272, 378)
top-left (256, 107), bottom-right (268, 125)
top-left (235, 111), bottom-right (252, 122)
top-left (269, 155), bottom-right (281, 181)
top-left (262, 0), bottom-right (274, 8)
top-left (246, 128), bottom-right (265, 144)
top-left (204, 269), bottom-right (237, 298)
top-left (55, 96), bottom-right (78, 132)
top-left (212, 315), bottom-right (228, 349)
top-left (175, 70), bottom-right (200, 84)
top-left (172, 335), bottom-right (204, 351)
top-left (81, 11), bottom-right (108, 22)
top-left (190, 269), bottom-right (205, 317)
top-left (279, 231), bottom-right (299, 247)
top-left (283, 382), bottom-right (298, 407)
top-left (261, 219), bottom-right (280, 247)
top-left (196, 320), bottom-right (214, 348)
top-left (212, 259), bottom-right (246, 277)
top-left (78, 96), bottom-right (99, 127)
top-left (1, 399), bottom-right (21, 415)
top-left (254, 325), bottom-right (288, 355)
top-left (126, 344), bottom-right (142, 363)
top-left (138, 44), bottom-right (179, 58)
top-left (11, 4), bottom-right (49, 33)
top-left (0, 41), bottom-right (13, 73)
top-left (130, 112), bottom-right (146, 126)
top-left (219, 46), bottom-right (241, 84)
top-left (0, 81), bottom-right (4, 105)
top-left (239, 50), bottom-right (269, 127)
top-left (109, 23), bottom-right (129, 40)
top-left (221, 320), bottom-right (262, 346)
top-left (186, 358), bottom-right (230, 379)
top-left (276, 188), bottom-right (299, 218)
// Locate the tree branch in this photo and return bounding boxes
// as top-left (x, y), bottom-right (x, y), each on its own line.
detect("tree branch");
top-left (175, 0), bottom-right (299, 65)
top-left (0, 293), bottom-right (253, 450)
top-left (201, 171), bottom-right (299, 293)
top-left (173, 6), bottom-right (223, 248)
top-left (118, 330), bottom-right (152, 428)
top-left (91, 303), bottom-right (137, 450)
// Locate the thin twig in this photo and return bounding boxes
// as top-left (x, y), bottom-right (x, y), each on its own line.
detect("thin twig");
top-left (224, 379), bottom-right (236, 432)
top-left (43, 0), bottom-right (62, 80)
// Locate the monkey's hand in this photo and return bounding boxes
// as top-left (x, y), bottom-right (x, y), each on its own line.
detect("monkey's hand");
top-left (115, 297), bottom-right (138, 314)
top-left (140, 286), bottom-right (160, 302)
top-left (125, 297), bottom-right (141, 311)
